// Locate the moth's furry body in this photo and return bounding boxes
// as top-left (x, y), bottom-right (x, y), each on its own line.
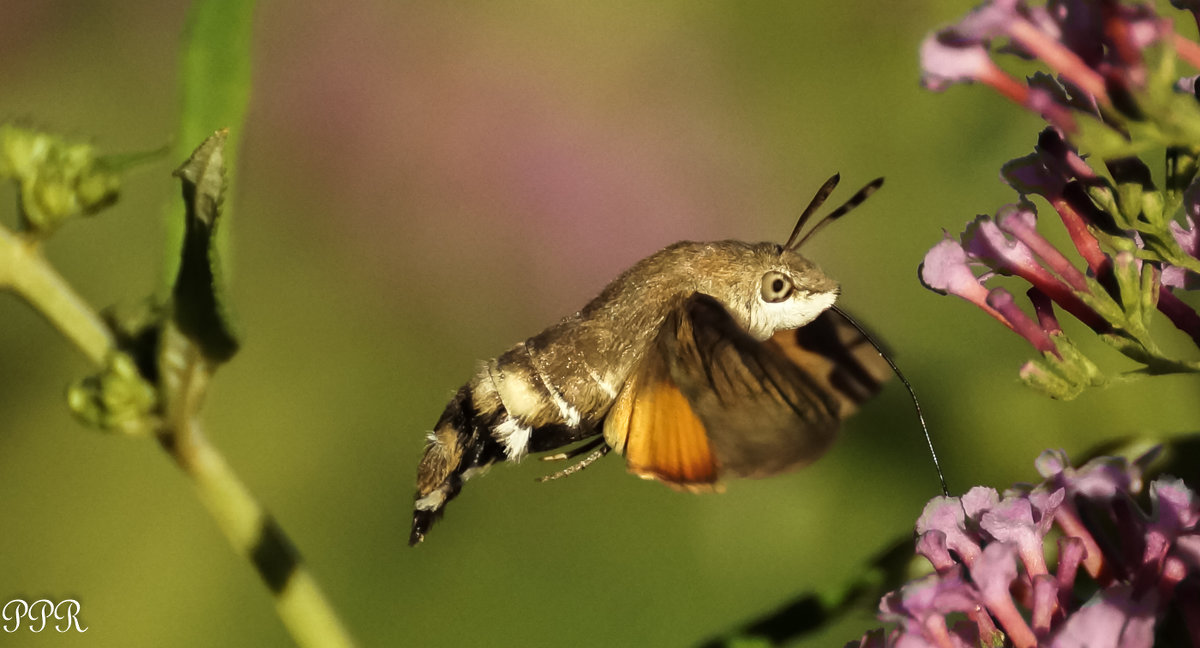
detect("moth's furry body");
top-left (409, 176), bottom-right (888, 545)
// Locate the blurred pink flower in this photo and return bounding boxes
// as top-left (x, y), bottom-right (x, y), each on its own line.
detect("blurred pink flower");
top-left (851, 450), bottom-right (1200, 648)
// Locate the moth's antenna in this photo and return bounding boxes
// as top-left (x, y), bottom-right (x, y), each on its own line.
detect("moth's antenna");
top-left (792, 177), bottom-right (885, 251)
top-left (783, 173), bottom-right (841, 251)
top-left (832, 305), bottom-right (950, 497)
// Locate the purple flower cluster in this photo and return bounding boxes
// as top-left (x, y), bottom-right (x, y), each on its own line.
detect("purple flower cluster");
top-left (920, 198), bottom-right (1109, 358)
top-left (917, 0), bottom-right (1200, 396)
top-left (919, 0), bottom-right (1196, 133)
top-left (919, 127), bottom-right (1200, 360)
top-left (849, 450), bottom-right (1200, 648)
top-left (865, 2), bottom-right (1200, 645)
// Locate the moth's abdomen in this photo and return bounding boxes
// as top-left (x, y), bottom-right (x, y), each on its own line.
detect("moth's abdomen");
top-left (410, 383), bottom-right (508, 545)
top-left (410, 343), bottom-right (602, 545)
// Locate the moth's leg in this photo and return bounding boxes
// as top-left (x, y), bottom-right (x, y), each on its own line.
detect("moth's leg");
top-left (539, 435), bottom-right (606, 462)
top-left (538, 442), bottom-right (611, 482)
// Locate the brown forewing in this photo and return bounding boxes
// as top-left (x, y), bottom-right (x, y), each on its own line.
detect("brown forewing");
top-left (605, 293), bottom-right (890, 485)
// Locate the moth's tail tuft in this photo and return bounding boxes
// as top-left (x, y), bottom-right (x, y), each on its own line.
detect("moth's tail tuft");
top-left (409, 500), bottom-right (448, 546)
top-left (410, 514), bottom-right (428, 546)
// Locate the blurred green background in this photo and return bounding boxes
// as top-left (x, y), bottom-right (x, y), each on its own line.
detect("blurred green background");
top-left (3, 2), bottom-right (1199, 646)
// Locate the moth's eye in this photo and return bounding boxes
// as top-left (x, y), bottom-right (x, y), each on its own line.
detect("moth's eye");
top-left (760, 271), bottom-right (794, 303)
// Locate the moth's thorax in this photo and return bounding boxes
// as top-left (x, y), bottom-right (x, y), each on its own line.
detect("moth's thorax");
top-left (597, 240), bottom-right (835, 340)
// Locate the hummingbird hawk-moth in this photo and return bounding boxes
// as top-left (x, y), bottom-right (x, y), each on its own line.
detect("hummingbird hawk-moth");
top-left (409, 174), bottom-right (891, 545)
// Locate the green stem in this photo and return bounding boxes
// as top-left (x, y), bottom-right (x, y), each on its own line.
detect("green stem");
top-left (162, 417), bottom-right (357, 648)
top-left (0, 225), bottom-right (114, 364)
top-left (1, 222), bottom-right (357, 646)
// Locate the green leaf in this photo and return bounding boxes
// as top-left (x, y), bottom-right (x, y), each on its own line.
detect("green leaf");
top-left (171, 130), bottom-right (239, 364)
top-left (65, 127), bottom-right (245, 439)
top-left (163, 0), bottom-right (256, 285)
